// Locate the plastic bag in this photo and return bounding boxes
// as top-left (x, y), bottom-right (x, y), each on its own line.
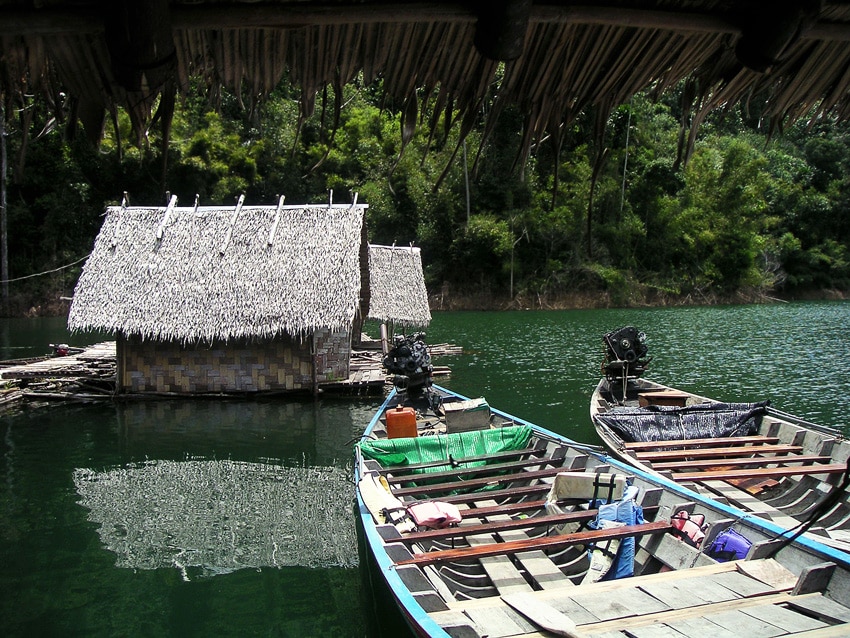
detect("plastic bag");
top-left (706, 527), bottom-right (752, 562)
top-left (406, 501), bottom-right (462, 529)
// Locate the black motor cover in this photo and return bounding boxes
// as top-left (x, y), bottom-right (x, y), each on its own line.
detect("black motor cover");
top-left (602, 326), bottom-right (651, 382)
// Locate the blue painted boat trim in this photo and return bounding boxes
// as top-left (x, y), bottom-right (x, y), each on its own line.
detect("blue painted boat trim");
top-left (356, 388), bottom-right (452, 638)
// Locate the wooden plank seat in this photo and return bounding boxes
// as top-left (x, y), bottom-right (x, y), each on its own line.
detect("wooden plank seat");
top-left (457, 499), bottom-right (660, 521)
top-left (392, 465), bottom-right (572, 498)
top-left (624, 435), bottom-right (781, 451)
top-left (432, 484), bottom-right (554, 505)
top-left (676, 464), bottom-right (848, 482)
top-left (379, 445), bottom-right (545, 474)
top-left (652, 454), bottom-right (834, 471)
top-left (394, 520), bottom-right (673, 567)
top-left (385, 454), bottom-right (564, 485)
top-left (399, 510), bottom-right (601, 544)
top-left (455, 498), bottom-right (568, 518)
top-left (635, 443), bottom-right (804, 462)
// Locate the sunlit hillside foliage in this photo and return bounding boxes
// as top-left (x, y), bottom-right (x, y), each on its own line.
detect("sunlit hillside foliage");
top-left (4, 77), bottom-right (849, 314)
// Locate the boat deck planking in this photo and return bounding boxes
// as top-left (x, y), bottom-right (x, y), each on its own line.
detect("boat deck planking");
top-left (428, 559), bottom-right (843, 638)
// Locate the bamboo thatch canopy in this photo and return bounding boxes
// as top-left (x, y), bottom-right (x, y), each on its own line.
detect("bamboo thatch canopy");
top-left (68, 198), bottom-right (366, 342)
top-left (3, 1), bottom-right (850, 160)
top-left (367, 244), bottom-right (431, 328)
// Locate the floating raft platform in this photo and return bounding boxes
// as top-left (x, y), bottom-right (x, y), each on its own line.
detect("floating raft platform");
top-left (0, 341), bottom-right (461, 401)
top-left (1, 341), bottom-right (116, 380)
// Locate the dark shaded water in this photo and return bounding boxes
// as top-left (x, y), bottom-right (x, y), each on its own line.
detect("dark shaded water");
top-left (1, 301), bottom-right (848, 636)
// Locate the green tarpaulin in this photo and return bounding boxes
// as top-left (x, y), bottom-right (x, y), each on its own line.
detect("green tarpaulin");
top-left (358, 425), bottom-right (533, 478)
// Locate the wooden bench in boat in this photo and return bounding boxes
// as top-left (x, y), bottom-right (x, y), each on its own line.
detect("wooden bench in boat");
top-left (638, 389), bottom-right (690, 407)
top-left (431, 484), bottom-right (553, 505)
top-left (391, 465), bottom-right (574, 498)
top-left (430, 558), bottom-right (850, 638)
top-left (398, 504), bottom-right (663, 544)
top-left (635, 443), bottom-right (805, 461)
top-left (394, 520), bottom-right (673, 567)
top-left (652, 454), bottom-right (834, 471)
top-left (467, 498), bottom-right (572, 594)
top-left (411, 456), bottom-right (595, 505)
top-left (398, 510), bottom-right (601, 544)
top-left (384, 453), bottom-right (564, 485)
top-left (379, 445), bottom-right (546, 475)
top-left (676, 464), bottom-right (848, 482)
top-left (624, 435), bottom-right (781, 451)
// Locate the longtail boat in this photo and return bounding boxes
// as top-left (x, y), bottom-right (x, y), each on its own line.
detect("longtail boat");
top-left (355, 384), bottom-right (850, 638)
top-left (591, 326), bottom-right (850, 552)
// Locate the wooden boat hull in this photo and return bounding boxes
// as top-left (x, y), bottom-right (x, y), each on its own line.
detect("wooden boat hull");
top-left (591, 376), bottom-right (850, 551)
top-left (356, 385), bottom-right (850, 638)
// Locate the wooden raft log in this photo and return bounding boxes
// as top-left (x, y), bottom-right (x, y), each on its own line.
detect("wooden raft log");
top-left (394, 521), bottom-right (672, 567)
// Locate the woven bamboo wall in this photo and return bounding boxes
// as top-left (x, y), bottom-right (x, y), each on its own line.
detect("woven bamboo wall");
top-left (118, 329), bottom-right (351, 394)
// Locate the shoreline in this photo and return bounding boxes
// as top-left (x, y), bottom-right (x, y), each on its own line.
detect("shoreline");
top-left (7, 287), bottom-right (849, 319)
top-left (429, 287), bottom-right (849, 312)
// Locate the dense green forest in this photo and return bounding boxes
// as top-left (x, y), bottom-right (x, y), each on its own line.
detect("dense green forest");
top-left (3, 75), bottom-right (849, 316)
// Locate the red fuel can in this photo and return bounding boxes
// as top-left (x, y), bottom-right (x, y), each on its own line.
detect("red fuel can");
top-left (386, 406), bottom-right (417, 439)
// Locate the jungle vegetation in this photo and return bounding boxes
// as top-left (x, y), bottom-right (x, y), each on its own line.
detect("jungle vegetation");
top-left (2, 75), bottom-right (849, 315)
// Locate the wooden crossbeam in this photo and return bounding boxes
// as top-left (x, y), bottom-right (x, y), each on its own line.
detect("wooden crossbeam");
top-left (624, 435), bottom-right (780, 451)
top-left (392, 466), bottom-right (567, 497)
top-left (459, 498), bottom-right (569, 518)
top-left (676, 464), bottom-right (847, 482)
top-left (457, 500), bottom-right (660, 520)
top-left (434, 484), bottom-right (553, 505)
top-left (394, 521), bottom-right (672, 567)
top-left (385, 454), bottom-right (560, 484)
top-left (652, 454), bottom-right (833, 471)
top-left (635, 444), bottom-right (803, 461)
top-left (379, 446), bottom-right (542, 474)
top-left (400, 510), bottom-right (599, 543)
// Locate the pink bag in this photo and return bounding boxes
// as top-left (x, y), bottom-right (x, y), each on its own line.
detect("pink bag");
top-left (406, 501), bottom-right (462, 529)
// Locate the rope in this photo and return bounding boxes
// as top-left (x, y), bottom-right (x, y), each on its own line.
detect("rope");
top-left (0, 253), bottom-right (90, 284)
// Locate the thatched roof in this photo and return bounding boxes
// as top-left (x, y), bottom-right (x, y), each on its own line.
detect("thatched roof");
top-left (367, 244), bottom-right (431, 328)
top-left (3, 1), bottom-right (850, 161)
top-left (68, 198), bottom-right (366, 342)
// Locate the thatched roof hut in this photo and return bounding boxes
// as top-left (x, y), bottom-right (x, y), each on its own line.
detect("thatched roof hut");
top-left (68, 198), bottom-right (365, 343)
top-left (3, 1), bottom-right (850, 163)
top-left (367, 244), bottom-right (431, 329)
top-left (67, 197), bottom-right (389, 395)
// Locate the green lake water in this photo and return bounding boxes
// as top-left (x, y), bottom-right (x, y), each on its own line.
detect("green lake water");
top-left (1, 301), bottom-right (848, 636)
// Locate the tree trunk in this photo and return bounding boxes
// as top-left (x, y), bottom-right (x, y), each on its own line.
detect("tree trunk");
top-left (1, 102), bottom-right (8, 311)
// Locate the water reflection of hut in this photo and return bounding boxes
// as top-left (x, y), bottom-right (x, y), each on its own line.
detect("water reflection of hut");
top-left (68, 197), bottom-right (429, 395)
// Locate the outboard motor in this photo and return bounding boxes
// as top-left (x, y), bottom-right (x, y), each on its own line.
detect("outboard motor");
top-left (602, 326), bottom-right (651, 385)
top-left (383, 332), bottom-right (433, 397)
